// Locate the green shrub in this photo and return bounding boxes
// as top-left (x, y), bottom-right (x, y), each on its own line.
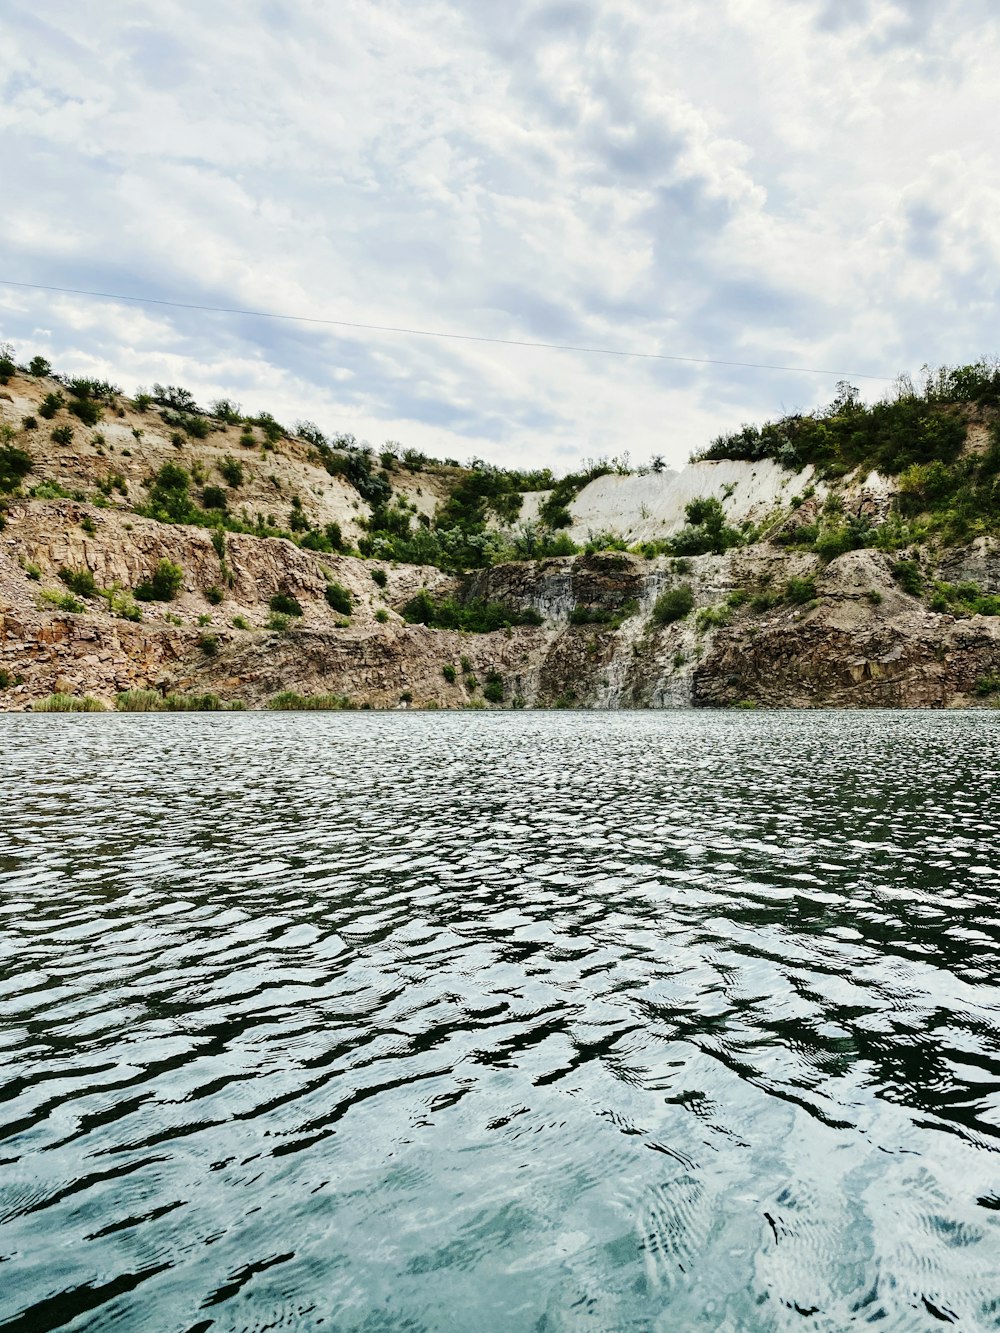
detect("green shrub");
top-left (0, 445), bottom-right (32, 492)
top-left (375, 608), bottom-right (389, 623)
top-left (201, 485), bottom-right (227, 510)
top-left (219, 456), bottom-right (244, 487)
top-left (134, 558), bottom-right (184, 602)
top-left (400, 590), bottom-right (541, 631)
top-left (892, 559), bottom-right (924, 597)
top-left (232, 615), bottom-right (251, 630)
top-left (205, 585), bottom-right (224, 605)
top-left (51, 425), bottom-right (74, 446)
top-left (28, 356), bottom-right (51, 377)
top-left (30, 480), bottom-right (73, 500)
top-left (670, 498), bottom-right (743, 556)
top-left (40, 588), bottom-right (85, 613)
top-left (22, 415), bottom-right (37, 431)
top-left (371, 567), bottom-right (388, 588)
top-left (267, 612), bottom-right (292, 633)
top-left (569, 598), bottom-right (638, 629)
top-left (212, 398), bottom-right (243, 425)
top-left (785, 576), bottom-right (817, 604)
top-left (270, 591), bottom-right (303, 617)
top-left (570, 606), bottom-right (612, 626)
top-left (68, 397), bottom-right (102, 427)
top-left (0, 669), bottom-right (9, 688)
top-left (324, 582), bottom-right (352, 615)
top-left (104, 587), bottom-right (142, 621)
top-left (928, 580), bottom-right (1000, 618)
top-left (32, 693), bottom-right (106, 712)
top-left (695, 604), bottom-right (730, 631)
top-left (460, 655), bottom-right (472, 673)
top-left (38, 392), bottom-right (64, 419)
top-left (652, 585), bottom-right (694, 624)
top-left (198, 633), bottom-right (219, 657)
top-left (58, 567), bottom-right (97, 598)
top-left (144, 462), bottom-right (198, 524)
top-left (974, 674), bottom-right (1000, 697)
top-left (442, 663), bottom-right (457, 683)
top-left (484, 672), bottom-right (504, 703)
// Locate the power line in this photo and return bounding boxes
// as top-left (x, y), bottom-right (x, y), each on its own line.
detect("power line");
top-left (0, 277), bottom-right (894, 382)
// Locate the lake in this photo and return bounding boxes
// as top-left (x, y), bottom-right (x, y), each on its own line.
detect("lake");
top-left (1, 710), bottom-right (999, 1331)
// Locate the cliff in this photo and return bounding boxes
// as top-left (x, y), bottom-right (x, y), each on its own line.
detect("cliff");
top-left (1, 358), bottom-right (999, 711)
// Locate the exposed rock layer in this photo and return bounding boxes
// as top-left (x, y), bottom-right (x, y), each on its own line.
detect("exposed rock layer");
top-left (3, 500), bottom-right (999, 710)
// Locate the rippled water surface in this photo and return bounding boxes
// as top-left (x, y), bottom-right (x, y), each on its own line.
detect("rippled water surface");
top-left (2, 711), bottom-right (1000, 1331)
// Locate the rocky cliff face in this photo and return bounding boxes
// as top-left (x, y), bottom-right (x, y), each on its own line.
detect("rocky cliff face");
top-left (2, 368), bottom-right (1000, 711)
top-left (3, 495), bottom-right (999, 710)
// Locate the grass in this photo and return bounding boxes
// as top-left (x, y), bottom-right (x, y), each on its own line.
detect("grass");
top-left (115, 689), bottom-right (163, 711)
top-left (115, 690), bottom-right (235, 711)
top-left (32, 693), bottom-right (106, 712)
top-left (268, 691), bottom-right (354, 710)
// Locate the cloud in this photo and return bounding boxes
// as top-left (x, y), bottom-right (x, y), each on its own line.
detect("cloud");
top-left (0, 0), bottom-right (999, 472)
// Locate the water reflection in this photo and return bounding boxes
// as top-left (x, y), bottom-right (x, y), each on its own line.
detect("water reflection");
top-left (1, 710), bottom-right (999, 1330)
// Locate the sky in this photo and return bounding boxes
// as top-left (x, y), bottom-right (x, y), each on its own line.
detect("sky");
top-left (1, 0), bottom-right (999, 473)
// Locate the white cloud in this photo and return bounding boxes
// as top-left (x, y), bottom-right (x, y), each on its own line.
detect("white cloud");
top-left (1, 0), bottom-right (999, 471)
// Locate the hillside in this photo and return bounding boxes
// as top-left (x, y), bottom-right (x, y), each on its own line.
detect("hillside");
top-left (1, 349), bottom-right (999, 711)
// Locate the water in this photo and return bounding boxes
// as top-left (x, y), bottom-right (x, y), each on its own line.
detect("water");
top-left (1, 711), bottom-right (1000, 1332)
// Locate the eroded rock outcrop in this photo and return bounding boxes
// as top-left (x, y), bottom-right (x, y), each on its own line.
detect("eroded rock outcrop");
top-left (3, 497), bottom-right (999, 710)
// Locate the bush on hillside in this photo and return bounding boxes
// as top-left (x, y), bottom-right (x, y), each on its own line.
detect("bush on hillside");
top-left (652, 585), bottom-right (694, 624)
top-left (135, 558), bottom-right (184, 602)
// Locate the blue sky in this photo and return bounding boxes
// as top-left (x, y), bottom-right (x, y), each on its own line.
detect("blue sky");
top-left (1, 0), bottom-right (998, 471)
